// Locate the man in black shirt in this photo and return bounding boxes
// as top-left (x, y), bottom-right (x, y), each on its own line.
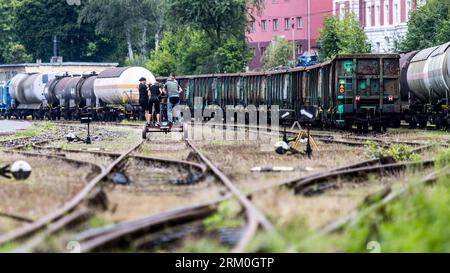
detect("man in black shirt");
top-left (148, 82), bottom-right (164, 125)
top-left (139, 77), bottom-right (150, 125)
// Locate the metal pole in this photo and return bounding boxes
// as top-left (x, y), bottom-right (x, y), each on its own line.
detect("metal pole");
top-left (307, 0), bottom-right (311, 52)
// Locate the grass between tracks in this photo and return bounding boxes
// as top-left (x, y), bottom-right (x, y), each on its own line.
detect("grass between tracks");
top-left (247, 148), bottom-right (450, 253)
top-left (14, 121), bottom-right (57, 138)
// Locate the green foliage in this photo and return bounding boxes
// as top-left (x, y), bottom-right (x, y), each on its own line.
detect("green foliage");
top-left (247, 217), bottom-right (345, 253)
top-left (365, 141), bottom-right (422, 161)
top-left (2, 42), bottom-right (32, 64)
top-left (147, 27), bottom-right (250, 76)
top-left (263, 36), bottom-right (293, 70)
top-left (168, 0), bottom-right (247, 45)
top-left (15, 121), bottom-right (57, 137)
top-left (146, 27), bottom-right (210, 75)
top-left (203, 201), bottom-right (242, 231)
top-left (215, 37), bottom-right (253, 73)
top-left (88, 217), bottom-right (112, 228)
top-left (14, 0), bottom-right (116, 61)
top-left (343, 150), bottom-right (450, 253)
top-left (176, 238), bottom-right (230, 253)
top-left (318, 14), bottom-right (370, 61)
top-left (401, 0), bottom-right (450, 51)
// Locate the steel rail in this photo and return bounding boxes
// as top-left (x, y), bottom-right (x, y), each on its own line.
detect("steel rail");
top-left (0, 140), bottom-right (144, 247)
top-left (72, 154), bottom-right (436, 253)
top-left (184, 139), bottom-right (275, 233)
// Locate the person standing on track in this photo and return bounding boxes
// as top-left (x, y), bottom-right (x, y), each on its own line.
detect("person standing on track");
top-left (164, 73), bottom-right (183, 124)
top-left (138, 77), bottom-right (150, 125)
top-left (148, 82), bottom-right (164, 126)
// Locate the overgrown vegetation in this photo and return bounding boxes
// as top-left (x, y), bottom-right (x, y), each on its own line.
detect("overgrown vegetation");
top-left (248, 149), bottom-right (450, 253)
top-left (15, 121), bottom-right (57, 137)
top-left (365, 141), bottom-right (422, 161)
top-left (203, 201), bottom-right (242, 231)
top-left (343, 149), bottom-right (450, 252)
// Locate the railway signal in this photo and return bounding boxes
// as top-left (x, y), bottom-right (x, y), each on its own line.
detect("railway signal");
top-left (81, 114), bottom-right (93, 144)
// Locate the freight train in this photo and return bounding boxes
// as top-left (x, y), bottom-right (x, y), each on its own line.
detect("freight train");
top-left (160, 53), bottom-right (402, 132)
top-left (0, 67), bottom-right (155, 121)
top-left (0, 41), bottom-right (449, 131)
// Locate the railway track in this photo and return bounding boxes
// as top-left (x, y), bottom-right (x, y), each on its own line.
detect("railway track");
top-left (0, 121), bottom-right (444, 253)
top-left (0, 139), bottom-right (144, 248)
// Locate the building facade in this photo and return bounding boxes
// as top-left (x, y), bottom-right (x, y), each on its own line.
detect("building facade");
top-left (246, 0), bottom-right (333, 70)
top-left (333, 0), bottom-right (426, 53)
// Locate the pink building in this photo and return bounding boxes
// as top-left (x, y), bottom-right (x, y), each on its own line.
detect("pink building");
top-left (246, 0), bottom-right (333, 70)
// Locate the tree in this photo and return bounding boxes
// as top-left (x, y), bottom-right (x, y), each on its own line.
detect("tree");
top-left (215, 37), bottom-right (253, 73)
top-left (401, 0), bottom-right (450, 51)
top-left (169, 0), bottom-right (247, 45)
top-left (146, 27), bottom-right (211, 76)
top-left (0, 0), bottom-right (28, 63)
top-left (2, 42), bottom-right (32, 64)
top-left (263, 36), bottom-right (292, 70)
top-left (13, 0), bottom-right (115, 62)
top-left (317, 14), bottom-right (370, 61)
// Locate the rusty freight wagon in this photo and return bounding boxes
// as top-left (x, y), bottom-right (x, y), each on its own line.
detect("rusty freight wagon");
top-left (156, 53), bottom-right (401, 132)
top-left (326, 54), bottom-right (401, 132)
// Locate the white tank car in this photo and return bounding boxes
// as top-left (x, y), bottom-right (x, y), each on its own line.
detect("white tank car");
top-left (94, 67), bottom-right (156, 105)
top-left (9, 73), bottom-right (29, 106)
top-left (21, 73), bottom-right (56, 106)
top-left (407, 42), bottom-right (450, 102)
top-left (427, 42), bottom-right (450, 99)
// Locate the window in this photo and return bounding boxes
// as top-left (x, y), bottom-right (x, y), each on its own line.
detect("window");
top-left (366, 5), bottom-right (372, 27)
top-left (384, 2), bottom-right (389, 25)
top-left (394, 3), bottom-right (399, 24)
top-left (285, 18), bottom-right (290, 30)
top-left (406, 0), bottom-right (411, 19)
top-left (340, 5), bottom-right (345, 19)
top-left (261, 20), bottom-right (267, 32)
top-left (261, 47), bottom-right (266, 56)
top-left (297, 44), bottom-right (303, 55)
top-left (273, 19), bottom-right (279, 31)
top-left (297, 17), bottom-right (302, 29)
top-left (250, 21), bottom-right (255, 33)
top-left (375, 5), bottom-right (380, 26)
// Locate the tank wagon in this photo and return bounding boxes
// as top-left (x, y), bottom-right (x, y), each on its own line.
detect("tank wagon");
top-left (158, 54), bottom-right (401, 132)
top-left (0, 81), bottom-right (11, 116)
top-left (94, 67), bottom-right (156, 120)
top-left (0, 66), bottom-right (155, 121)
top-left (401, 42), bottom-right (450, 129)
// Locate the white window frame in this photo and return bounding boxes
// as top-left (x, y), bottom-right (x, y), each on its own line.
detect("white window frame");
top-left (375, 4), bottom-right (380, 26)
top-left (406, 0), bottom-right (411, 19)
top-left (384, 2), bottom-right (390, 25)
top-left (366, 3), bottom-right (372, 27)
top-left (261, 20), bottom-right (266, 32)
top-left (285, 18), bottom-right (290, 30)
top-left (394, 0), bottom-right (400, 24)
top-left (340, 4), bottom-right (345, 20)
top-left (297, 17), bottom-right (303, 29)
top-left (273, 19), bottom-right (279, 31)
